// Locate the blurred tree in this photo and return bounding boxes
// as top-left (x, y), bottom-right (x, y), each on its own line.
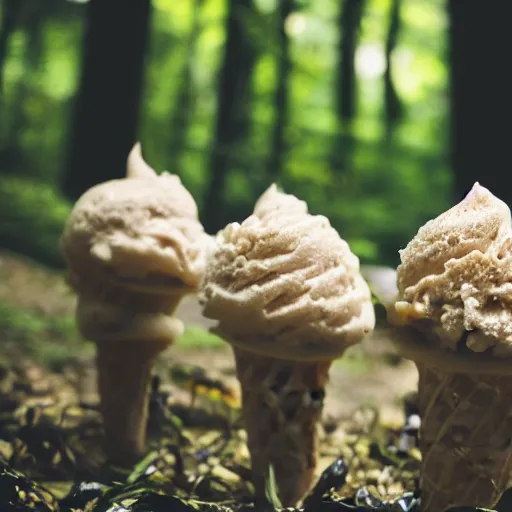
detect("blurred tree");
top-left (203, 0), bottom-right (258, 232)
top-left (62, 0), bottom-right (151, 200)
top-left (337, 0), bottom-right (365, 121)
top-left (0, 0), bottom-right (22, 94)
top-left (383, 0), bottom-right (403, 138)
top-left (168, 0), bottom-right (201, 165)
top-left (449, 0), bottom-right (509, 204)
top-left (267, 0), bottom-right (293, 180)
top-left (331, 0), bottom-right (365, 174)
top-left (0, 0), bottom-right (48, 173)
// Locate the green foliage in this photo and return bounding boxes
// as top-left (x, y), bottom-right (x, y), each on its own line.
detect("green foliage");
top-left (1, 0), bottom-right (450, 267)
top-left (0, 300), bottom-right (87, 368)
top-left (264, 465), bottom-right (283, 510)
top-left (179, 325), bottom-right (225, 349)
top-left (0, 297), bottom-right (224, 368)
top-left (0, 176), bottom-right (71, 268)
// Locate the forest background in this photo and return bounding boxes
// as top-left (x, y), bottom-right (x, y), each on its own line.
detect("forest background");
top-left (0, 0), bottom-right (505, 270)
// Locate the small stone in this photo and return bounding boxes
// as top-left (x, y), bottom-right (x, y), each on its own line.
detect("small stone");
top-left (340, 446), bottom-right (353, 460)
top-left (354, 439), bottom-right (369, 458)
top-left (345, 434), bottom-right (358, 445)
top-left (387, 482), bottom-right (405, 497)
top-left (378, 466), bottom-right (392, 484)
top-left (366, 469), bottom-right (381, 483)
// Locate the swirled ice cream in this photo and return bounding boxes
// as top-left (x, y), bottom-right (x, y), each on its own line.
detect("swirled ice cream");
top-left (60, 143), bottom-right (212, 466)
top-left (201, 185), bottom-right (375, 361)
top-left (253, 183), bottom-right (308, 220)
top-left (61, 144), bottom-right (210, 296)
top-left (392, 183), bottom-right (512, 354)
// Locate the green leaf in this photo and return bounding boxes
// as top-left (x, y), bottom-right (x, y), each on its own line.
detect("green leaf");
top-left (263, 464), bottom-right (282, 511)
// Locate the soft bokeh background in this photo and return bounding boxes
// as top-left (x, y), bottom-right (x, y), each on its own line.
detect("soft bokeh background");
top-left (0, 0), bottom-right (457, 268)
top-left (0, 0), bottom-right (504, 364)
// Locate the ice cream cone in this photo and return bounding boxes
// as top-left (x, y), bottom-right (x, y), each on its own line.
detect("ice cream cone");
top-left (417, 364), bottom-right (512, 512)
top-left (233, 347), bottom-right (331, 506)
top-left (76, 290), bottom-right (184, 466)
top-left (200, 184), bottom-right (375, 506)
top-left (382, 184), bottom-right (512, 511)
top-left (60, 143), bottom-right (210, 466)
top-left (95, 340), bottom-right (164, 465)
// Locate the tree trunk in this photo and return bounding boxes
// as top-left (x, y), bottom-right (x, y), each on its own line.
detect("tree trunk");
top-left (449, 0), bottom-right (509, 205)
top-left (336, 0), bottom-right (365, 122)
top-left (62, 0), bottom-right (151, 201)
top-left (1, 5), bottom-right (45, 174)
top-left (0, 0), bottom-right (22, 94)
top-left (203, 0), bottom-right (257, 233)
top-left (383, 0), bottom-right (403, 137)
top-left (267, 0), bottom-right (293, 181)
top-left (168, 0), bottom-right (200, 164)
top-left (331, 0), bottom-right (365, 175)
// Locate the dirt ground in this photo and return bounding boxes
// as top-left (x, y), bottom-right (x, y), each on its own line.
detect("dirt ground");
top-left (0, 249), bottom-right (418, 425)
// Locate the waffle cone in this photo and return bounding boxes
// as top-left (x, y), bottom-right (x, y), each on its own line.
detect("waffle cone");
top-left (233, 347), bottom-right (331, 507)
top-left (96, 340), bottom-right (168, 466)
top-left (76, 287), bottom-right (185, 467)
top-left (417, 363), bottom-right (512, 512)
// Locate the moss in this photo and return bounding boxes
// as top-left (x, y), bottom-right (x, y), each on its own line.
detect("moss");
top-left (0, 176), bottom-right (71, 268)
top-left (0, 299), bottom-right (224, 371)
top-left (0, 300), bottom-right (89, 369)
top-left (335, 344), bottom-right (376, 375)
top-left (178, 325), bottom-right (225, 349)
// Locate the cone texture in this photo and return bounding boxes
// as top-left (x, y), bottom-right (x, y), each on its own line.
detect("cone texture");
top-left (96, 341), bottom-right (167, 466)
top-left (417, 364), bottom-right (512, 512)
top-left (233, 347), bottom-right (331, 507)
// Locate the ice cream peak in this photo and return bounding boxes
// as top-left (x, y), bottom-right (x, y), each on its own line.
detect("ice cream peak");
top-left (392, 183), bottom-right (512, 354)
top-left (126, 143), bottom-right (160, 181)
top-left (61, 143), bottom-right (209, 296)
top-left (201, 189), bottom-right (375, 361)
top-left (253, 184), bottom-right (308, 220)
top-left (397, 183), bottom-right (511, 292)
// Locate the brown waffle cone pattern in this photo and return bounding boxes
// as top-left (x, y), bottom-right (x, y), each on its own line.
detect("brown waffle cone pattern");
top-left (417, 363), bottom-right (512, 512)
top-left (233, 347), bottom-right (331, 507)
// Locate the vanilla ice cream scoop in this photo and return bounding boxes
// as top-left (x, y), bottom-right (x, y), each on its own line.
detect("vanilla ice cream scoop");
top-left (202, 188), bottom-right (374, 362)
top-left (393, 183), bottom-right (512, 353)
top-left (60, 143), bottom-right (210, 465)
top-left (61, 144), bottom-right (208, 296)
top-left (200, 185), bottom-right (375, 506)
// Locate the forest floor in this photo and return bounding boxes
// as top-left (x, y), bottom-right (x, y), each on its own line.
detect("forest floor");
top-left (0, 249), bottom-right (418, 426)
top-left (0, 249), bottom-right (425, 511)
